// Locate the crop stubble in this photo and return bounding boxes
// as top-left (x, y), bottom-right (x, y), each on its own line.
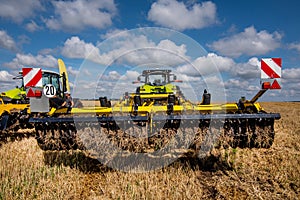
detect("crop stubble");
top-left (0, 102), bottom-right (299, 199)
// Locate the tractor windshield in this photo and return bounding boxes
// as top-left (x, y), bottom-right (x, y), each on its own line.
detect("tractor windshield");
top-left (148, 74), bottom-right (167, 86)
top-left (42, 73), bottom-right (61, 92)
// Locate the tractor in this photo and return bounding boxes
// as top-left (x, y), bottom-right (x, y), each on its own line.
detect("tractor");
top-left (0, 61), bottom-right (69, 133)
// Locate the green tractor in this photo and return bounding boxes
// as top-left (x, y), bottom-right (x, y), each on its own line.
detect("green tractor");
top-left (134, 69), bottom-right (184, 98)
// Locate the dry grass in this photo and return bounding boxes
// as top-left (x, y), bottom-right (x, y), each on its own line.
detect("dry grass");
top-left (0, 102), bottom-right (299, 199)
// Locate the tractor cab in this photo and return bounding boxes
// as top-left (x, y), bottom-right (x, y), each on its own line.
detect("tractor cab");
top-left (41, 70), bottom-right (63, 97)
top-left (134, 69), bottom-right (182, 94)
top-left (127, 69), bottom-right (184, 109)
top-left (135, 69), bottom-right (180, 86)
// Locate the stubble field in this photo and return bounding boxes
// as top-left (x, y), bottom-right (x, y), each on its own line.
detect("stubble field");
top-left (0, 102), bottom-right (299, 199)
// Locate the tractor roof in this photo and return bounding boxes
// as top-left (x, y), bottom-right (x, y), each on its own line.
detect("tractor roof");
top-left (142, 69), bottom-right (172, 76)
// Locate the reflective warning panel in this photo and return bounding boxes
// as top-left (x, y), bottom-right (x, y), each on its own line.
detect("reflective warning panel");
top-left (261, 58), bottom-right (281, 79)
top-left (22, 68), bottom-right (42, 88)
top-left (261, 58), bottom-right (281, 90)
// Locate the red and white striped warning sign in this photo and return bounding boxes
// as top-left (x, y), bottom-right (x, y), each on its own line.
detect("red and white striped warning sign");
top-left (22, 68), bottom-right (42, 88)
top-left (261, 58), bottom-right (282, 90)
top-left (261, 58), bottom-right (281, 79)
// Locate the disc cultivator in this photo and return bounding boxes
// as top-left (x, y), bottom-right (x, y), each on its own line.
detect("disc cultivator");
top-left (0, 59), bottom-right (281, 160)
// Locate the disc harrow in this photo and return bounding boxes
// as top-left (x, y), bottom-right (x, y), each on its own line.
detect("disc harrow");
top-left (0, 112), bottom-right (34, 143)
top-left (32, 113), bottom-right (277, 156)
top-left (2, 59), bottom-right (281, 168)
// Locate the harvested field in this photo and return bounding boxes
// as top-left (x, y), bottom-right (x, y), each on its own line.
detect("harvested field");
top-left (0, 102), bottom-right (299, 199)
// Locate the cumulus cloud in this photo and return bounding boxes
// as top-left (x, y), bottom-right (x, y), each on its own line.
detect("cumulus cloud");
top-left (0, 70), bottom-right (15, 82)
top-left (279, 68), bottom-right (300, 99)
top-left (176, 53), bottom-right (235, 76)
top-left (61, 35), bottom-right (188, 66)
top-left (224, 78), bottom-right (249, 89)
top-left (123, 71), bottom-right (140, 81)
top-left (175, 54), bottom-right (270, 101)
top-left (209, 26), bottom-right (282, 57)
top-left (175, 73), bottom-right (201, 82)
top-left (0, 70), bottom-right (20, 93)
top-left (0, 30), bottom-right (18, 52)
top-left (221, 58), bottom-right (300, 101)
top-left (231, 57), bottom-right (260, 79)
top-left (0, 0), bottom-right (43, 23)
top-left (101, 71), bottom-right (121, 81)
top-left (282, 68), bottom-right (300, 82)
top-left (116, 39), bottom-right (188, 66)
top-left (3, 53), bottom-right (57, 69)
top-left (148, 0), bottom-right (217, 31)
top-left (45, 0), bottom-right (117, 32)
top-left (61, 36), bottom-right (100, 59)
top-left (58, 31), bottom-right (297, 101)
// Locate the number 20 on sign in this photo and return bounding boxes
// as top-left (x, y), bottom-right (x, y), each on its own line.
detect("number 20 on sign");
top-left (43, 84), bottom-right (56, 98)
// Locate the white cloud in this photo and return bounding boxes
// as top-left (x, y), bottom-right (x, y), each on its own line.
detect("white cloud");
top-left (116, 39), bottom-right (187, 66)
top-left (281, 87), bottom-right (300, 99)
top-left (71, 55), bottom-right (300, 101)
top-left (3, 53), bottom-right (57, 69)
top-left (45, 0), bottom-right (117, 32)
top-left (61, 35), bottom-right (188, 66)
top-left (58, 31), bottom-right (298, 101)
top-left (101, 71), bottom-right (121, 81)
top-left (119, 70), bottom-right (141, 81)
top-left (224, 78), bottom-right (249, 89)
top-left (175, 73), bottom-right (201, 82)
top-left (73, 80), bottom-right (99, 98)
top-left (0, 30), bottom-right (18, 51)
top-left (231, 57), bottom-right (260, 79)
top-left (25, 20), bottom-right (41, 32)
top-left (73, 69), bottom-right (141, 99)
top-left (288, 42), bottom-right (300, 53)
top-left (176, 55), bottom-right (271, 101)
top-left (220, 60), bottom-right (300, 101)
top-left (0, 70), bottom-right (15, 82)
top-left (148, 0), bottom-right (217, 31)
top-left (67, 66), bottom-right (79, 76)
top-left (0, 70), bottom-right (20, 93)
top-left (0, 0), bottom-right (43, 23)
top-left (282, 68), bottom-right (300, 82)
top-left (209, 26), bottom-right (282, 57)
top-left (61, 36), bottom-right (100, 59)
top-left (38, 48), bottom-right (57, 55)
top-left (176, 53), bottom-right (235, 76)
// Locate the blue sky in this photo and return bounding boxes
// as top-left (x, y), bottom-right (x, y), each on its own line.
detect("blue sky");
top-left (0, 0), bottom-right (299, 101)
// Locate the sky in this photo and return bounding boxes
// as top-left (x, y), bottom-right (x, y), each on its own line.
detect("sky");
top-left (0, 0), bottom-right (300, 102)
